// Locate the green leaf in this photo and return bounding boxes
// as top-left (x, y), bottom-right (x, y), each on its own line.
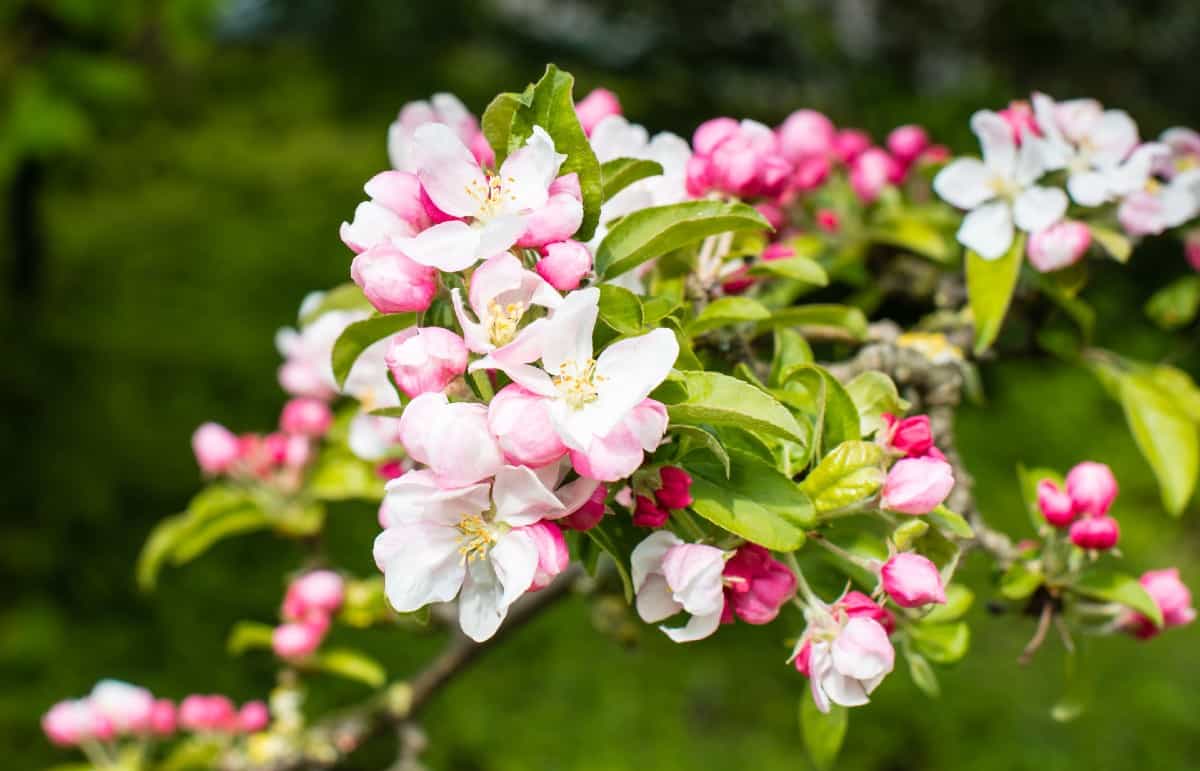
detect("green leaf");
top-left (768, 328), bottom-right (813, 388)
top-left (844, 371), bottom-right (910, 438)
top-left (300, 283), bottom-right (372, 325)
top-left (908, 621), bottom-right (970, 664)
top-left (905, 648), bottom-right (941, 698)
top-left (800, 697), bottom-right (847, 771)
top-left (686, 296), bottom-right (771, 335)
top-left (923, 584), bottom-right (975, 624)
top-left (309, 450), bottom-right (384, 501)
top-left (869, 216), bottom-right (953, 262)
top-left (227, 621), bottom-right (276, 655)
top-left (1145, 275), bottom-right (1200, 331)
top-left (310, 648), bottom-right (387, 688)
top-left (1117, 371), bottom-right (1199, 515)
top-left (999, 561), bottom-right (1042, 601)
top-left (747, 255), bottom-right (829, 285)
top-left (137, 514), bottom-right (188, 591)
top-left (480, 87), bottom-right (532, 164)
top-left (799, 440), bottom-right (885, 514)
top-left (158, 738), bottom-right (222, 771)
top-left (1089, 224), bottom-right (1132, 263)
top-left (668, 371), bottom-right (809, 447)
top-left (585, 513), bottom-right (645, 602)
top-left (928, 505), bottom-right (975, 539)
top-left (508, 64), bottom-right (603, 240)
top-left (600, 157), bottom-right (664, 202)
top-left (170, 506), bottom-right (273, 564)
top-left (595, 200), bottom-right (771, 279)
top-left (1072, 569), bottom-right (1163, 627)
top-left (1148, 365), bottom-right (1200, 423)
top-left (670, 424), bottom-right (731, 478)
top-left (755, 304), bottom-right (869, 341)
top-left (688, 451), bottom-right (814, 550)
top-left (786, 366), bottom-right (862, 456)
top-left (331, 313), bottom-right (416, 389)
top-left (966, 234), bottom-right (1025, 354)
top-left (597, 284), bottom-right (645, 335)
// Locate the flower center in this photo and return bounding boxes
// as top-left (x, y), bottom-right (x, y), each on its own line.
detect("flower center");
top-left (465, 173), bottom-right (517, 218)
top-left (457, 515), bottom-right (496, 563)
top-left (1145, 178), bottom-right (1163, 194)
top-left (486, 300), bottom-right (526, 347)
top-left (988, 174), bottom-right (1019, 199)
top-left (553, 358), bottom-right (603, 410)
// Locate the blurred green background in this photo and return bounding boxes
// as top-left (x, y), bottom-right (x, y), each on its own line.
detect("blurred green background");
top-left (3, 1), bottom-right (1199, 768)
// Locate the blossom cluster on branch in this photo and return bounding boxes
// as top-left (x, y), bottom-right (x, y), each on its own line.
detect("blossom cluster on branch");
top-left (44, 65), bottom-right (1200, 771)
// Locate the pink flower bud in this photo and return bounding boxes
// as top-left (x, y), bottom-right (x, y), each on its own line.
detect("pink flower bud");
top-left (287, 570), bottom-right (346, 618)
top-left (693, 117), bottom-right (741, 156)
top-left (280, 397), bottom-right (333, 437)
top-left (685, 154), bottom-right (712, 197)
top-left (1037, 479), bottom-right (1076, 528)
top-left (881, 457), bottom-right (955, 515)
top-left (721, 544), bottom-right (796, 624)
top-left (1065, 461), bottom-right (1118, 516)
top-left (575, 88), bottom-right (622, 136)
top-left (833, 128), bottom-right (872, 163)
top-left (377, 459), bottom-right (406, 480)
top-left (536, 239), bottom-right (593, 291)
top-left (1027, 220), bottom-right (1091, 273)
top-left (518, 174), bottom-right (584, 247)
top-left (363, 171), bottom-right (428, 231)
top-left (816, 208), bottom-right (840, 233)
top-left (918, 144), bottom-right (951, 164)
top-left (709, 137), bottom-right (763, 196)
top-left (791, 154), bottom-right (832, 192)
top-left (192, 422), bottom-right (240, 475)
top-left (262, 432), bottom-right (289, 466)
top-left (237, 701), bottom-right (270, 734)
top-left (886, 124), bottom-right (930, 164)
top-left (524, 521), bottom-right (569, 591)
top-left (720, 266), bottom-right (754, 295)
top-left (762, 243), bottom-right (794, 262)
top-left (1185, 230), bottom-right (1200, 272)
top-left (754, 202), bottom-right (786, 230)
top-left (633, 495), bottom-right (670, 528)
top-left (89, 680), bottom-right (155, 735)
top-left (838, 590), bottom-right (895, 634)
top-left (468, 130), bottom-right (495, 168)
top-left (777, 109), bottom-right (836, 163)
top-left (880, 553), bottom-right (946, 608)
top-left (850, 148), bottom-right (896, 203)
top-left (880, 413), bottom-right (933, 458)
top-left (655, 466), bottom-right (693, 510)
top-left (758, 155), bottom-right (794, 197)
top-left (998, 100), bottom-right (1040, 144)
top-left (351, 244), bottom-right (438, 315)
top-left (179, 695), bottom-right (236, 733)
top-left (272, 622), bottom-right (325, 660)
top-left (42, 700), bottom-right (92, 746)
top-left (488, 384), bottom-right (568, 468)
top-left (1128, 568), bottom-right (1196, 638)
top-left (1069, 514), bottom-right (1120, 550)
top-left (385, 327), bottom-right (469, 399)
top-left (149, 699), bottom-right (176, 736)
top-left (561, 483), bottom-right (608, 531)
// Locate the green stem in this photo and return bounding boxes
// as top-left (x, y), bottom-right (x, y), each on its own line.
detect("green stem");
top-left (470, 370), bottom-right (495, 402)
top-left (784, 552), bottom-right (822, 607)
top-left (807, 533), bottom-right (879, 573)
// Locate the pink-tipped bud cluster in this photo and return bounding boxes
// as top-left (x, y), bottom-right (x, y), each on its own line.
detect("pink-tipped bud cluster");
top-left (193, 396), bottom-right (336, 482)
top-left (721, 544), bottom-right (796, 624)
top-left (280, 397), bottom-right (333, 437)
top-left (688, 118), bottom-right (788, 198)
top-left (560, 483), bottom-right (608, 532)
top-left (632, 467), bottom-right (694, 528)
top-left (274, 570), bottom-right (346, 659)
top-left (1186, 229), bottom-right (1200, 272)
top-left (880, 552), bottom-right (946, 608)
top-left (178, 694), bottom-right (266, 734)
top-left (1035, 462), bottom-right (1121, 550)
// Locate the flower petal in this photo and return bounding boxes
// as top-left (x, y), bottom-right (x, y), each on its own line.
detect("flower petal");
top-left (475, 214), bottom-right (525, 261)
top-left (490, 529), bottom-right (540, 610)
top-left (411, 123), bottom-right (486, 217)
top-left (932, 158), bottom-right (994, 210)
top-left (374, 523), bottom-right (465, 612)
top-left (971, 110), bottom-right (1016, 177)
top-left (1013, 186), bottom-right (1067, 233)
top-left (956, 200), bottom-right (1013, 260)
top-left (637, 574), bottom-right (683, 623)
top-left (1067, 170), bottom-right (1111, 207)
top-left (631, 530), bottom-right (683, 590)
top-left (661, 608), bottom-right (722, 643)
top-left (498, 126), bottom-right (564, 214)
top-left (397, 220), bottom-right (483, 272)
top-left (491, 464), bottom-right (567, 527)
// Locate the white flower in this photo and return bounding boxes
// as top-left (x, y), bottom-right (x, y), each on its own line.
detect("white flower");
top-left (374, 463), bottom-right (596, 642)
top-left (803, 617), bottom-right (895, 712)
top-left (276, 306), bottom-right (370, 400)
top-left (1032, 92), bottom-right (1167, 206)
top-left (934, 110), bottom-right (1067, 259)
top-left (398, 124), bottom-right (566, 272)
top-left (631, 531), bottom-right (726, 642)
top-left (388, 93), bottom-right (477, 172)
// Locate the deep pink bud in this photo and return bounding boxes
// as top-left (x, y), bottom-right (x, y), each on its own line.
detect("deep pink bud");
top-left (655, 466), bottom-right (694, 510)
top-left (575, 88), bottom-right (622, 136)
top-left (762, 243), bottom-right (795, 262)
top-left (850, 148), bottom-right (896, 203)
top-left (833, 129), bottom-right (872, 163)
top-left (536, 240), bottom-right (592, 291)
top-left (237, 701), bottom-right (270, 734)
top-left (179, 695), bottom-right (236, 733)
top-left (720, 266), bottom-right (754, 295)
top-left (881, 457), bottom-right (954, 515)
top-left (685, 155), bottom-right (712, 197)
top-left (757, 155), bottom-right (794, 197)
top-left (886, 124), bottom-right (930, 164)
top-left (351, 244), bottom-right (438, 314)
top-left (1037, 479), bottom-right (1076, 528)
top-left (633, 495), bottom-right (670, 528)
top-left (385, 327), bottom-right (469, 399)
top-left (288, 570), bottom-right (345, 617)
top-left (722, 544), bottom-right (796, 624)
top-left (1069, 514), bottom-right (1120, 550)
top-left (149, 699), bottom-right (176, 736)
top-left (1128, 568), bottom-right (1196, 638)
top-left (262, 432), bottom-right (289, 465)
top-left (816, 209), bottom-right (840, 233)
top-left (42, 701), bottom-right (92, 746)
top-left (791, 154), bottom-right (831, 192)
top-left (192, 422), bottom-right (240, 475)
top-left (777, 109), bottom-right (836, 162)
top-left (1186, 231), bottom-right (1200, 272)
top-left (880, 552), bottom-right (946, 607)
top-left (838, 590), bottom-right (896, 634)
top-left (518, 174), bottom-right (584, 247)
top-left (1027, 220), bottom-right (1091, 273)
top-left (1065, 461), bottom-right (1118, 516)
top-left (561, 483), bottom-right (607, 531)
top-left (280, 397), bottom-right (333, 437)
top-left (525, 521), bottom-right (569, 591)
top-left (377, 459), bottom-right (406, 480)
top-left (792, 639), bottom-right (813, 676)
top-left (488, 384), bottom-right (568, 468)
top-left (272, 622), bottom-right (324, 660)
top-left (880, 413), bottom-right (933, 458)
top-left (693, 117), bottom-right (741, 156)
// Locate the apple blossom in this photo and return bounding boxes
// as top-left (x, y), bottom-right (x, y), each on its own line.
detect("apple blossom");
top-left (272, 622), bottom-right (325, 659)
top-left (1116, 170), bottom-right (1200, 237)
top-left (880, 413), bottom-right (933, 458)
top-left (934, 109), bottom-right (1066, 259)
top-left (238, 701), bottom-right (270, 733)
top-left (850, 148), bottom-right (898, 203)
top-left (192, 422), bottom-right (240, 475)
top-left (397, 124), bottom-right (567, 272)
top-left (997, 100), bottom-right (1040, 143)
top-left (388, 93), bottom-right (480, 173)
top-left (350, 244), bottom-right (438, 314)
top-left (42, 700), bottom-right (96, 746)
top-left (276, 306), bottom-right (368, 400)
top-left (721, 544), bottom-right (796, 624)
top-left (452, 252), bottom-right (562, 358)
top-left (89, 679), bottom-right (154, 735)
top-left (488, 384), bottom-right (568, 468)
top-left (777, 109), bottom-right (836, 163)
top-left (632, 531), bottom-right (726, 643)
top-left (1065, 461), bottom-right (1118, 516)
top-left (633, 495), bottom-right (669, 528)
top-left (1037, 479), bottom-right (1076, 528)
top-left (517, 173), bottom-right (584, 248)
top-left (279, 397), bottom-right (333, 437)
top-left (385, 326), bottom-right (469, 398)
top-left (284, 570), bottom-right (345, 621)
top-left (688, 118), bottom-right (784, 198)
top-left (149, 699), bottom-right (176, 736)
top-left (887, 124), bottom-right (930, 165)
top-left (537, 239), bottom-right (593, 291)
top-left (1069, 514), bottom-right (1120, 550)
top-left (833, 128), bottom-right (872, 163)
top-left (526, 520), bottom-right (569, 591)
top-left (880, 553), bottom-right (946, 607)
top-left (397, 392), bottom-right (505, 488)
top-left (340, 171), bottom-right (430, 254)
top-left (792, 603), bottom-right (895, 713)
top-left (575, 88), bottom-right (622, 135)
top-left (1026, 220), bottom-right (1092, 272)
top-left (1126, 568), bottom-right (1196, 639)
top-left (881, 456), bottom-right (955, 514)
top-left (374, 464), bottom-right (597, 641)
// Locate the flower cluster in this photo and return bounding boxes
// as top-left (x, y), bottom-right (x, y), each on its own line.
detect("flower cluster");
top-left (273, 570), bottom-right (346, 659)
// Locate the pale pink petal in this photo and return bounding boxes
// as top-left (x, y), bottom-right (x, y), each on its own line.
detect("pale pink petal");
top-left (411, 123), bottom-right (486, 217)
top-left (398, 220), bottom-right (483, 272)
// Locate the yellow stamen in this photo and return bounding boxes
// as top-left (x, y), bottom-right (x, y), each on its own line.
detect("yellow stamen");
top-left (486, 300), bottom-right (526, 347)
top-left (553, 358), bottom-right (603, 410)
top-left (457, 515), bottom-right (495, 563)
